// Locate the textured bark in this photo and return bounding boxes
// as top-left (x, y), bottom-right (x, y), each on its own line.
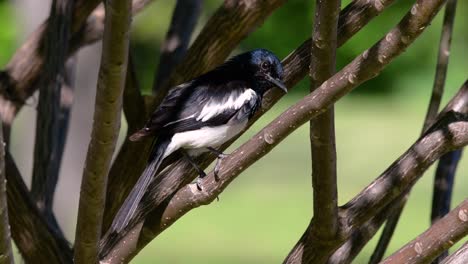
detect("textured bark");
top-left (381, 199), bottom-right (468, 264)
top-left (371, 1), bottom-right (459, 261)
top-left (153, 0), bottom-right (287, 106)
top-left (0, 123), bottom-right (13, 264)
top-left (31, 0), bottom-right (75, 233)
top-left (73, 0), bottom-right (132, 263)
top-left (0, 0), bottom-right (155, 132)
top-left (6, 153), bottom-right (72, 264)
top-left (101, 0), bottom-right (399, 237)
top-left (328, 194), bottom-right (406, 264)
top-left (0, 0), bottom-right (100, 127)
top-left (308, 0), bottom-right (341, 247)
top-left (441, 242), bottom-right (468, 264)
top-left (152, 0), bottom-right (203, 93)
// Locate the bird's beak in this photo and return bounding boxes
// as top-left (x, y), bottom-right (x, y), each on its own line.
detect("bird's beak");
top-left (265, 74), bottom-right (288, 93)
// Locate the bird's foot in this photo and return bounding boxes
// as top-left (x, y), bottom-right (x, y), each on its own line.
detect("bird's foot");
top-left (196, 171), bottom-right (207, 191)
top-left (207, 147), bottom-right (228, 181)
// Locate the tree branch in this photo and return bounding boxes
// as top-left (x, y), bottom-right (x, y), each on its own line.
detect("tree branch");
top-left (6, 152), bottom-right (72, 264)
top-left (101, 0), bottom-right (399, 237)
top-left (308, 0), bottom-right (341, 245)
top-left (327, 194), bottom-right (406, 264)
top-left (0, 0), bottom-right (155, 132)
top-left (0, 122), bottom-right (13, 264)
top-left (0, 0), bottom-right (100, 127)
top-left (31, 0), bottom-right (75, 233)
top-left (381, 199), bottom-right (468, 264)
top-left (152, 0), bottom-right (203, 93)
top-left (73, 0), bottom-right (132, 263)
top-left (441, 242), bottom-right (468, 264)
top-left (371, 1), bottom-right (459, 261)
top-left (152, 0), bottom-right (287, 106)
top-left (423, 0), bottom-right (457, 131)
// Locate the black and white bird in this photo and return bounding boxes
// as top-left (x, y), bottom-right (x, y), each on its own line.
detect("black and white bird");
top-left (100, 49), bottom-right (286, 257)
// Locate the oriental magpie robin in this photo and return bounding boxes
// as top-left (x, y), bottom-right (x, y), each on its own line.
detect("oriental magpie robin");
top-left (100, 49), bottom-right (286, 257)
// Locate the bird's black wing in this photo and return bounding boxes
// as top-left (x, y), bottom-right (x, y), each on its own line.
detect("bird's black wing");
top-left (130, 80), bottom-right (260, 140)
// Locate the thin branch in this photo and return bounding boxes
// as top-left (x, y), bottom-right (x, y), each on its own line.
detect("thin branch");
top-left (0, 0), bottom-right (100, 126)
top-left (73, 0), bottom-right (132, 263)
top-left (369, 195), bottom-right (408, 263)
top-left (423, 0), bottom-right (458, 131)
top-left (123, 53), bottom-right (146, 133)
top-left (429, 4), bottom-right (460, 263)
top-left (31, 0), bottom-right (75, 233)
top-left (0, 0), bottom-right (155, 132)
top-left (381, 199), bottom-right (468, 264)
top-left (6, 152), bottom-right (72, 264)
top-left (0, 122), bottom-right (13, 264)
top-left (327, 194), bottom-right (406, 264)
top-left (152, 0), bottom-right (287, 106)
top-left (441, 242), bottom-right (468, 264)
top-left (101, 0), bottom-right (399, 237)
top-left (152, 0), bottom-right (203, 93)
top-left (371, 1), bottom-right (459, 261)
top-left (308, 0), bottom-right (341, 244)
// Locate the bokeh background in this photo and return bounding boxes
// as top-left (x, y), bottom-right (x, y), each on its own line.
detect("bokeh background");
top-left (1, 0), bottom-right (467, 263)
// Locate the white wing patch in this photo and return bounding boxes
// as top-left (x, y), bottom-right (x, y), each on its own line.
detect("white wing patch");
top-left (163, 114), bottom-right (195, 127)
top-left (197, 89), bottom-right (257, 122)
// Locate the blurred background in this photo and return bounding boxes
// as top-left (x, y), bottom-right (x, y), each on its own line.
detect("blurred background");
top-left (1, 0), bottom-right (467, 263)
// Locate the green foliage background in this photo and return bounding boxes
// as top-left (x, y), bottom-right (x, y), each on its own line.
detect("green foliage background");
top-left (1, 1), bottom-right (467, 263)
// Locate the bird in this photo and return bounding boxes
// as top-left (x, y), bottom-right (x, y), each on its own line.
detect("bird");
top-left (99, 49), bottom-right (287, 258)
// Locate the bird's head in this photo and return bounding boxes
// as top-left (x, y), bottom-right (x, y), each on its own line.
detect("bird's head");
top-left (247, 49), bottom-right (287, 93)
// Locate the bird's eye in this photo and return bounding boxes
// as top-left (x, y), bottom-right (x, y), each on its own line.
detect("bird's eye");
top-left (261, 61), bottom-right (270, 70)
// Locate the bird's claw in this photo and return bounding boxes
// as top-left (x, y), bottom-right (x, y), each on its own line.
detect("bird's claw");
top-left (196, 171), bottom-right (207, 191)
top-left (214, 154), bottom-right (228, 181)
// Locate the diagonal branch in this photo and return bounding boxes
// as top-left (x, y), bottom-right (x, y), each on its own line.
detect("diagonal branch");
top-left (152, 0), bottom-right (203, 93)
top-left (152, 0), bottom-right (287, 106)
top-left (381, 199), bottom-right (468, 264)
top-left (101, 0), bottom-right (399, 236)
top-left (0, 0), bottom-right (155, 133)
top-left (371, 1), bottom-right (459, 261)
top-left (441, 242), bottom-right (468, 264)
top-left (0, 122), bottom-right (13, 264)
top-left (6, 152), bottom-right (72, 264)
top-left (328, 193), bottom-right (407, 264)
top-left (308, 0), bottom-right (341, 246)
top-left (31, 0), bottom-right (75, 233)
top-left (73, 0), bottom-right (132, 263)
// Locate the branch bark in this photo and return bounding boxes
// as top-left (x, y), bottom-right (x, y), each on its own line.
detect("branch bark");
top-left (152, 0), bottom-right (203, 93)
top-left (441, 242), bottom-right (468, 264)
top-left (0, 122), bottom-right (13, 264)
top-left (6, 152), bottom-right (72, 264)
top-left (0, 0), bottom-right (100, 127)
top-left (381, 199), bottom-right (468, 264)
top-left (31, 0), bottom-right (75, 233)
top-left (328, 193), bottom-right (407, 264)
top-left (101, 0), bottom-right (399, 236)
top-left (308, 0), bottom-right (341, 245)
top-left (73, 0), bottom-right (132, 263)
top-left (371, 1), bottom-right (459, 261)
top-left (0, 0), bottom-right (155, 132)
top-left (152, 0), bottom-right (287, 106)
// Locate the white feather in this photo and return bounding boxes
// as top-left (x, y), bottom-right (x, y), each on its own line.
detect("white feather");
top-left (197, 89), bottom-right (257, 122)
top-left (163, 120), bottom-right (248, 158)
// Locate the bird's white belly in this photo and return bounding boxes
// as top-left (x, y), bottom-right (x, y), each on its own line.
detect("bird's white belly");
top-left (163, 120), bottom-right (248, 158)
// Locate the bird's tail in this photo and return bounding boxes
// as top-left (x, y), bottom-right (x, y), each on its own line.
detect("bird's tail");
top-left (99, 138), bottom-right (170, 259)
